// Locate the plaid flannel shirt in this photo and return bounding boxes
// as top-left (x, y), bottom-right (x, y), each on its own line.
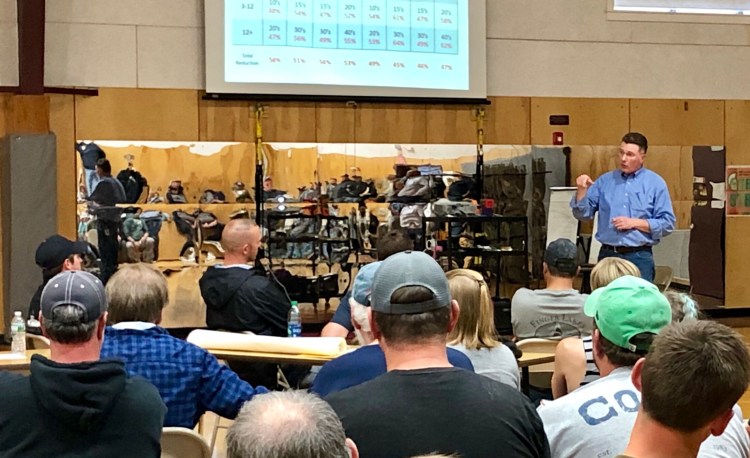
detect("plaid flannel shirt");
top-left (101, 325), bottom-right (268, 428)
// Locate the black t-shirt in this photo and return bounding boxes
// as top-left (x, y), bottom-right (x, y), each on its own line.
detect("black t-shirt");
top-left (326, 367), bottom-right (550, 458)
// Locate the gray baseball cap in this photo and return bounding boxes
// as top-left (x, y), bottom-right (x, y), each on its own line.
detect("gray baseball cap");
top-left (371, 251), bottom-right (451, 314)
top-left (40, 271), bottom-right (107, 321)
top-left (544, 238), bottom-right (579, 274)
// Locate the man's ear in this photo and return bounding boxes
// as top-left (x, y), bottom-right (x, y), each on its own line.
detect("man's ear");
top-left (592, 329), bottom-right (603, 360)
top-left (709, 409), bottom-right (735, 437)
top-left (345, 438), bottom-right (359, 458)
top-left (631, 358), bottom-right (645, 392)
top-left (368, 308), bottom-right (381, 341)
top-left (40, 315), bottom-right (49, 338)
top-left (96, 312), bottom-right (108, 340)
top-left (448, 300), bottom-right (460, 333)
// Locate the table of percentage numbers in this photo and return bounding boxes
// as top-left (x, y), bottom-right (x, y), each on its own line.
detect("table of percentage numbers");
top-left (230, 0), bottom-right (459, 54)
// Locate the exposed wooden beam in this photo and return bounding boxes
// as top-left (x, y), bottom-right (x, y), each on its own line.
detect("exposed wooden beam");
top-left (17, 0), bottom-right (45, 95)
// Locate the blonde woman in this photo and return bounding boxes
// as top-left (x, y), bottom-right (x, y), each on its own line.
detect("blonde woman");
top-left (447, 269), bottom-right (520, 390)
top-left (551, 257), bottom-right (640, 398)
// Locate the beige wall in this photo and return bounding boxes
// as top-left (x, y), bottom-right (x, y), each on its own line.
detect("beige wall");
top-left (4, 1), bottom-right (750, 98)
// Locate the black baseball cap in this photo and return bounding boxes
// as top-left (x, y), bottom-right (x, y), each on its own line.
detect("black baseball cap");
top-left (35, 235), bottom-right (89, 270)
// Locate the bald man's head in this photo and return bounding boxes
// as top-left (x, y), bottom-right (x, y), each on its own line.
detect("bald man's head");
top-left (221, 219), bottom-right (261, 262)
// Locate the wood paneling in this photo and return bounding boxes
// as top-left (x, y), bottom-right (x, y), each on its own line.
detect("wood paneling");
top-left (726, 217), bottom-right (750, 307)
top-left (356, 103), bottom-right (426, 143)
top-left (1, 95), bottom-right (49, 134)
top-left (199, 99), bottom-right (252, 142)
top-left (531, 98), bottom-right (629, 145)
top-left (725, 101), bottom-right (750, 166)
top-left (75, 88), bottom-right (199, 140)
top-left (485, 96), bottom-right (531, 145)
top-left (92, 143), bottom-right (255, 202)
top-left (425, 105), bottom-right (480, 144)
top-left (49, 94), bottom-right (77, 239)
top-left (261, 102), bottom-right (316, 142)
top-left (630, 99), bottom-right (724, 146)
top-left (316, 103), bottom-right (355, 143)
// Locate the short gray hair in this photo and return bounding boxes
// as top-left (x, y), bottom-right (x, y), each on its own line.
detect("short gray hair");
top-left (43, 305), bottom-right (98, 344)
top-left (227, 391), bottom-right (349, 458)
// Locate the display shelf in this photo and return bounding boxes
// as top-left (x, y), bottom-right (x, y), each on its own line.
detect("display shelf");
top-left (420, 214), bottom-right (529, 296)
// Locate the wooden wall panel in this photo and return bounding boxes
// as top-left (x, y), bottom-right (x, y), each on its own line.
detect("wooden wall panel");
top-left (264, 145), bottom-right (319, 192)
top-left (355, 104), bottom-right (426, 143)
top-left (2, 95), bottom-right (50, 134)
top-left (726, 217), bottom-right (750, 307)
top-left (75, 88), bottom-right (199, 140)
top-left (199, 99), bottom-right (252, 142)
top-left (725, 101), bottom-right (750, 166)
top-left (531, 98), bottom-right (629, 145)
top-left (485, 96), bottom-right (531, 145)
top-left (261, 102), bottom-right (316, 142)
top-left (49, 94), bottom-right (77, 239)
top-left (425, 105), bottom-right (480, 144)
top-left (91, 143), bottom-right (255, 202)
top-left (316, 103), bottom-right (355, 143)
top-left (630, 99), bottom-right (724, 146)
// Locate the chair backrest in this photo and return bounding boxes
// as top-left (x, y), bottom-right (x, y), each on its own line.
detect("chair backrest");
top-left (654, 265), bottom-right (673, 292)
top-left (26, 334), bottom-right (50, 349)
top-left (517, 338), bottom-right (561, 388)
top-left (161, 427), bottom-right (211, 458)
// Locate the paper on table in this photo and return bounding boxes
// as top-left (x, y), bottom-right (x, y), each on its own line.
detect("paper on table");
top-left (187, 330), bottom-right (347, 356)
top-left (0, 353), bottom-right (26, 360)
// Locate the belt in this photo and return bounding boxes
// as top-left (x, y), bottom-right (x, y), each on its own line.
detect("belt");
top-left (601, 244), bottom-right (651, 254)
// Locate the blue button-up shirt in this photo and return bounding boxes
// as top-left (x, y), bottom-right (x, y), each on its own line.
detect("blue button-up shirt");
top-left (101, 324), bottom-right (268, 428)
top-left (570, 167), bottom-right (675, 247)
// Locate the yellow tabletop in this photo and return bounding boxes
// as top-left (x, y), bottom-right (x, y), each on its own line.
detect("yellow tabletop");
top-left (0, 349), bottom-right (50, 373)
top-left (207, 346), bottom-right (357, 366)
top-left (517, 351), bottom-right (555, 368)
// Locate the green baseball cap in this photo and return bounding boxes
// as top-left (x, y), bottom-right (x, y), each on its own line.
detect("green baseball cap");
top-left (584, 275), bottom-right (671, 353)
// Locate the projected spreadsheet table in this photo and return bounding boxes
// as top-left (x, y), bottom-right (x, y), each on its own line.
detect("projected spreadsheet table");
top-left (231, 0), bottom-right (459, 54)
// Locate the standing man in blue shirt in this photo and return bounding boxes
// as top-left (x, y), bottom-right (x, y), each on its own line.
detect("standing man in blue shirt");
top-left (571, 132), bottom-right (675, 282)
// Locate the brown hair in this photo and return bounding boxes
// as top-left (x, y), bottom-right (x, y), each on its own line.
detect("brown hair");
top-left (590, 257), bottom-right (640, 290)
top-left (622, 132), bottom-right (648, 153)
top-left (446, 269), bottom-right (498, 350)
top-left (373, 286), bottom-right (450, 347)
top-left (641, 321), bottom-right (750, 432)
top-left (105, 263), bottom-right (168, 324)
top-left (376, 229), bottom-right (414, 261)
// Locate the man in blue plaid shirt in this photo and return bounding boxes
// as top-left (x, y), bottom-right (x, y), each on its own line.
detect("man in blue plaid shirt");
top-left (101, 263), bottom-right (268, 428)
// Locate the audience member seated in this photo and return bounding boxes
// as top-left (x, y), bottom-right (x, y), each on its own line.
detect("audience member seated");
top-left (326, 251), bottom-right (550, 458)
top-left (101, 263), bottom-right (268, 428)
top-left (226, 390), bottom-right (358, 458)
top-left (199, 219), bottom-right (290, 388)
top-left (621, 321), bottom-right (750, 458)
top-left (538, 275), bottom-right (672, 457)
top-left (446, 269), bottom-right (520, 389)
top-left (310, 261), bottom-right (474, 397)
top-left (0, 271), bottom-right (165, 457)
top-left (321, 228), bottom-right (414, 338)
top-left (28, 234), bottom-right (88, 327)
top-left (551, 257), bottom-right (640, 398)
top-left (511, 238), bottom-right (591, 340)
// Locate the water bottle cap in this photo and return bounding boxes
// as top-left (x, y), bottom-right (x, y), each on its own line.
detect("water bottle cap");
top-left (14, 311), bottom-right (22, 316)
top-left (291, 301), bottom-right (298, 306)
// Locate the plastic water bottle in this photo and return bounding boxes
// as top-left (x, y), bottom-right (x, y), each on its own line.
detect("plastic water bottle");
top-left (11, 311), bottom-right (26, 354)
top-left (288, 301), bottom-right (302, 338)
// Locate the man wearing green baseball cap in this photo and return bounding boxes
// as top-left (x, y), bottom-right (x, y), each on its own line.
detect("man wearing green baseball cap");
top-left (538, 276), bottom-right (671, 458)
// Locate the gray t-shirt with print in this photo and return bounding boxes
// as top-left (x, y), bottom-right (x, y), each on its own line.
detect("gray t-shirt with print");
top-left (511, 288), bottom-right (591, 340)
top-left (538, 367), bottom-right (749, 458)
